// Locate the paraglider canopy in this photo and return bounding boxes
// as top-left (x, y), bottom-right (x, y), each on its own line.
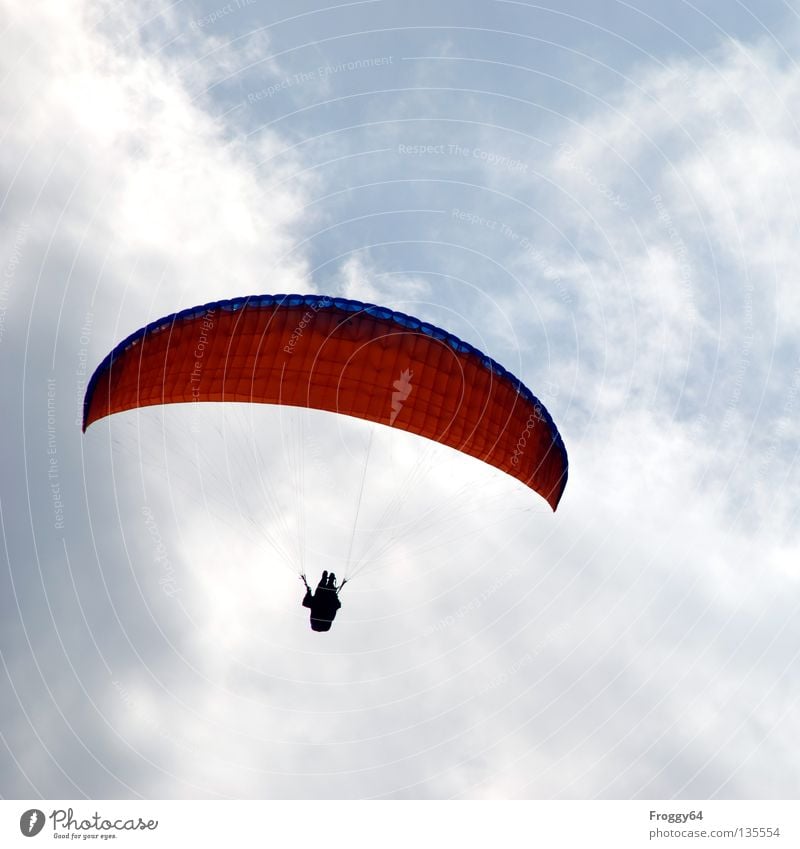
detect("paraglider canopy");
top-left (83, 294), bottom-right (568, 510)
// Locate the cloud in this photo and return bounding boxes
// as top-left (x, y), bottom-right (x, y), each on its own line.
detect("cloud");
top-left (2, 0), bottom-right (800, 801)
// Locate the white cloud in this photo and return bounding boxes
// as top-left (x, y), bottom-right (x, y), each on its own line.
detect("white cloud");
top-left (3, 0), bottom-right (800, 801)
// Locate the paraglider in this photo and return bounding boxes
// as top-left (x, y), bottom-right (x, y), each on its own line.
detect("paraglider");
top-left (301, 571), bottom-right (343, 631)
top-left (82, 293), bottom-right (569, 630)
top-left (83, 293), bottom-right (568, 506)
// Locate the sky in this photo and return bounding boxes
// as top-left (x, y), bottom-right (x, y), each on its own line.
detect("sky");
top-left (1, 0), bottom-right (799, 799)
